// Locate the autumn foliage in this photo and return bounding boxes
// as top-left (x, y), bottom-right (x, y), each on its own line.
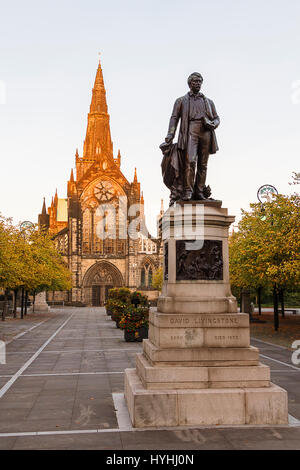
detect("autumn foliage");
top-left (229, 193), bottom-right (300, 329)
top-left (0, 214), bottom-right (72, 316)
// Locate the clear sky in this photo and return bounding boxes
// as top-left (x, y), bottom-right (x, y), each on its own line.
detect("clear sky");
top-left (0, 0), bottom-right (299, 235)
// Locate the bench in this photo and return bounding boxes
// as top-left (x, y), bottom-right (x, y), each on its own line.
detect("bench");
top-left (281, 309), bottom-right (300, 315)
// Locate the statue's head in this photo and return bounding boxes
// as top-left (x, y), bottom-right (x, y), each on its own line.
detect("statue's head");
top-left (187, 72), bottom-right (203, 94)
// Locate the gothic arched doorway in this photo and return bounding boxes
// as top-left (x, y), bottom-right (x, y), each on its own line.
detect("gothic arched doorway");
top-left (82, 261), bottom-right (124, 306)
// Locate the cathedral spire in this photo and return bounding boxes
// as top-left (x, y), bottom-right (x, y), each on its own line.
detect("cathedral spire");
top-left (133, 167), bottom-right (138, 184)
top-left (70, 168), bottom-right (74, 182)
top-left (83, 58), bottom-right (113, 161)
top-left (89, 59), bottom-right (108, 114)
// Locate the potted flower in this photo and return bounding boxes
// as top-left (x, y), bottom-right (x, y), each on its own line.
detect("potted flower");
top-left (106, 287), bottom-right (132, 327)
top-left (131, 291), bottom-right (149, 308)
top-left (105, 288), bottom-right (119, 315)
top-left (119, 306), bottom-right (149, 342)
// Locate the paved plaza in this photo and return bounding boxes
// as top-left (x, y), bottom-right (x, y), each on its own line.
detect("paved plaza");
top-left (0, 307), bottom-right (299, 450)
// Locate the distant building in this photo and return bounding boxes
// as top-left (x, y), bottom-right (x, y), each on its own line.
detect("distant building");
top-left (38, 60), bottom-right (163, 306)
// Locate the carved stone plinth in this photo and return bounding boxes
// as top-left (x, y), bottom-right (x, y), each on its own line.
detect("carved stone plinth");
top-left (124, 202), bottom-right (288, 427)
top-left (30, 292), bottom-right (50, 313)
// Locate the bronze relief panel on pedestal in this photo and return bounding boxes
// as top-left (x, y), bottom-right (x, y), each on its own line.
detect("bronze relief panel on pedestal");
top-left (176, 240), bottom-right (223, 281)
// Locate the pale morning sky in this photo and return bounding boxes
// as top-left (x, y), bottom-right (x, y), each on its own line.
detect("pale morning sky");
top-left (0, 0), bottom-right (299, 235)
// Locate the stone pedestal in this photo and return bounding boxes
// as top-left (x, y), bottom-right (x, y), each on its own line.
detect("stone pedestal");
top-left (124, 202), bottom-right (288, 427)
top-left (30, 292), bottom-right (50, 313)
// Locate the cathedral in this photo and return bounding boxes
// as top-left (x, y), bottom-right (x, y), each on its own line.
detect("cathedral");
top-left (38, 60), bottom-right (163, 306)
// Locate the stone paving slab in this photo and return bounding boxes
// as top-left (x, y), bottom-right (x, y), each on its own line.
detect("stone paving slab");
top-left (0, 313), bottom-right (55, 344)
top-left (12, 432), bottom-right (123, 450)
top-left (0, 307), bottom-right (299, 449)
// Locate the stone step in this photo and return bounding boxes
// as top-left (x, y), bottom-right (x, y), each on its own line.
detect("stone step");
top-left (143, 339), bottom-right (260, 366)
top-left (125, 368), bottom-right (288, 428)
top-left (136, 353), bottom-right (270, 390)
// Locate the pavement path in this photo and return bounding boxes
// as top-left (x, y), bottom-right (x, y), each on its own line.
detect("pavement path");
top-left (0, 307), bottom-right (299, 450)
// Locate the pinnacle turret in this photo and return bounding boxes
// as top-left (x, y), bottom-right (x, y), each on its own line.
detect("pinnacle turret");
top-left (42, 197), bottom-right (47, 215)
top-left (38, 197), bottom-right (50, 230)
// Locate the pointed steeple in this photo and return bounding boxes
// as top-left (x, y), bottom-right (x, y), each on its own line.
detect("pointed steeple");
top-left (90, 60), bottom-right (108, 114)
top-left (141, 191), bottom-right (144, 204)
top-left (133, 167), bottom-right (138, 184)
top-left (83, 58), bottom-right (113, 161)
top-left (70, 168), bottom-right (74, 182)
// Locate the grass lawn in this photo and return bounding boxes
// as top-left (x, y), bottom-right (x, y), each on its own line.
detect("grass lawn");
top-left (250, 312), bottom-right (300, 349)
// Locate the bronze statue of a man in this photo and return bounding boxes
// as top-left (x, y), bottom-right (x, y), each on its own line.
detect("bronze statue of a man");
top-left (162, 72), bottom-right (220, 203)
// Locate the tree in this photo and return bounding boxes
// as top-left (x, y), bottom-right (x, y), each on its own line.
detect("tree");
top-left (0, 215), bottom-right (72, 319)
top-left (23, 229), bottom-right (72, 294)
top-left (229, 193), bottom-right (300, 330)
top-left (152, 267), bottom-right (163, 292)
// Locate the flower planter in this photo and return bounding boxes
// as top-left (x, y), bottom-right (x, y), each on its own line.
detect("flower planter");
top-left (124, 326), bottom-right (148, 342)
top-left (124, 330), bottom-right (136, 342)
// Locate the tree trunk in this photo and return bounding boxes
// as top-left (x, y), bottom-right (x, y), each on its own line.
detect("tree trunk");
top-left (280, 289), bottom-right (285, 318)
top-left (13, 289), bottom-right (18, 318)
top-left (33, 291), bottom-right (36, 313)
top-left (20, 288), bottom-right (24, 319)
top-left (2, 289), bottom-right (7, 321)
top-left (24, 291), bottom-right (28, 316)
top-left (273, 284), bottom-right (279, 331)
top-left (2, 289), bottom-right (8, 321)
top-left (258, 286), bottom-right (262, 316)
